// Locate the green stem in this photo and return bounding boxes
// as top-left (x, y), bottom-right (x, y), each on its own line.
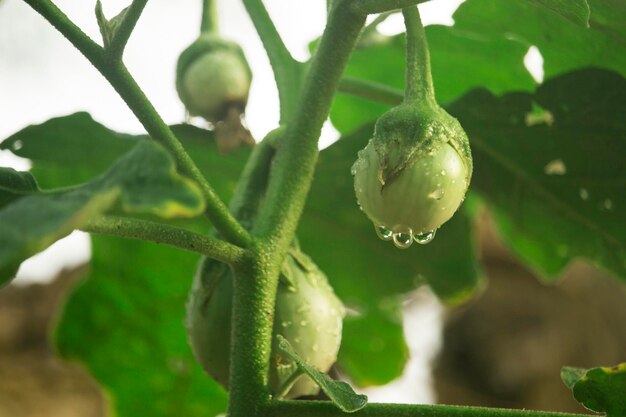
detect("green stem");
top-left (353, 0), bottom-right (429, 15)
top-left (253, 0), bottom-right (366, 250)
top-left (265, 400), bottom-right (594, 417)
top-left (229, 3), bottom-right (367, 416)
top-left (338, 76), bottom-right (404, 105)
top-left (22, 0), bottom-right (251, 248)
top-left (228, 130), bottom-right (280, 228)
top-left (82, 216), bottom-right (246, 265)
top-left (402, 6), bottom-right (435, 102)
top-left (107, 0), bottom-right (148, 60)
top-left (242, 0), bottom-right (303, 122)
top-left (200, 0), bottom-right (218, 34)
top-left (360, 10), bottom-right (395, 40)
top-left (228, 244), bottom-right (281, 417)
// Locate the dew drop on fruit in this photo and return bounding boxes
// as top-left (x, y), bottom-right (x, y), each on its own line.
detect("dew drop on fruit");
top-left (428, 188), bottom-right (445, 200)
top-left (414, 230), bottom-right (436, 245)
top-left (393, 231), bottom-right (413, 249)
top-left (375, 225), bottom-right (393, 241)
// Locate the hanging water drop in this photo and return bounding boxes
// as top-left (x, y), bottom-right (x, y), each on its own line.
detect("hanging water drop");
top-left (375, 225), bottom-right (393, 241)
top-left (392, 231), bottom-right (413, 249)
top-left (414, 230), bottom-right (436, 245)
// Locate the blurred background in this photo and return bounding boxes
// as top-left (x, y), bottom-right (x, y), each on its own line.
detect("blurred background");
top-left (1, 0), bottom-right (625, 416)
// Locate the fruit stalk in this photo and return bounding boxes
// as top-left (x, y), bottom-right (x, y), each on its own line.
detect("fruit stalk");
top-left (402, 6), bottom-right (435, 102)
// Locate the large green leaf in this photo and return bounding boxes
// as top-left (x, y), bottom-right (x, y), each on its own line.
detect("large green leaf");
top-left (0, 112), bottom-right (250, 193)
top-left (562, 363), bottom-right (626, 416)
top-left (331, 25), bottom-right (534, 133)
top-left (453, 0), bottom-right (626, 80)
top-left (299, 124), bottom-right (483, 385)
top-left (449, 68), bottom-right (626, 278)
top-left (0, 141), bottom-right (205, 285)
top-left (56, 237), bottom-right (228, 417)
top-left (528, 0), bottom-right (591, 27)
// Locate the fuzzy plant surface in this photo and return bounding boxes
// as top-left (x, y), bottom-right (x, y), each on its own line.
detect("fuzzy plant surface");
top-left (1, 0), bottom-right (624, 417)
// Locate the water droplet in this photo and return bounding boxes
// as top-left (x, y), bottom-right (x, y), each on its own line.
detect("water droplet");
top-left (604, 198), bottom-right (613, 210)
top-left (414, 230), bottom-right (436, 245)
top-left (393, 231), bottom-right (413, 249)
top-left (12, 140), bottom-right (23, 151)
top-left (579, 188), bottom-right (589, 201)
top-left (544, 159), bottom-right (567, 175)
top-left (428, 189), bottom-right (445, 200)
top-left (375, 225), bottom-right (393, 241)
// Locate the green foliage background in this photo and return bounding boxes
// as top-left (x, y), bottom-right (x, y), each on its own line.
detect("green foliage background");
top-left (1, 0), bottom-right (625, 415)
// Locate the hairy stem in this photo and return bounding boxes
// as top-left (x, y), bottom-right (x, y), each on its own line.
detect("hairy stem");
top-left (339, 76), bottom-right (404, 105)
top-left (228, 245), bottom-right (281, 417)
top-left (253, 0), bottom-right (366, 249)
top-left (265, 400), bottom-right (593, 417)
top-left (106, 0), bottom-right (148, 60)
top-left (82, 216), bottom-right (246, 265)
top-left (228, 3), bottom-right (367, 416)
top-left (229, 130), bottom-right (279, 227)
top-left (242, 0), bottom-right (303, 122)
top-left (402, 6), bottom-right (435, 102)
top-left (200, 0), bottom-right (218, 34)
top-left (22, 0), bottom-right (250, 248)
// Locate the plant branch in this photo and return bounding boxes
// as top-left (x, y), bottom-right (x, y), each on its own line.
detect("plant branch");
top-left (228, 3), bottom-right (367, 416)
top-left (338, 76), bottom-right (404, 105)
top-left (241, 0), bottom-right (303, 122)
top-left (200, 0), bottom-right (218, 34)
top-left (107, 0), bottom-right (148, 60)
top-left (22, 0), bottom-right (251, 248)
top-left (82, 216), bottom-right (246, 265)
top-left (253, 0), bottom-right (366, 249)
top-left (402, 6), bottom-right (435, 102)
top-left (352, 0), bottom-right (429, 15)
top-left (228, 130), bottom-right (280, 227)
top-left (265, 400), bottom-right (594, 417)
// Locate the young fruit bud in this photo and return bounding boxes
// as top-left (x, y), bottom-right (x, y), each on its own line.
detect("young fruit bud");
top-left (352, 101), bottom-right (472, 248)
top-left (176, 35), bottom-right (254, 152)
top-left (185, 247), bottom-right (344, 399)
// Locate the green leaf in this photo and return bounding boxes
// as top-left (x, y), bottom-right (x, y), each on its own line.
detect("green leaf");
top-left (276, 335), bottom-right (368, 413)
top-left (528, 0), bottom-right (591, 27)
top-left (449, 68), bottom-right (626, 278)
top-left (0, 112), bottom-right (137, 188)
top-left (95, 0), bottom-right (130, 49)
top-left (0, 141), bottom-right (205, 286)
top-left (562, 363), bottom-right (626, 416)
top-left (453, 0), bottom-right (626, 80)
top-left (332, 26), bottom-right (534, 133)
top-left (0, 112), bottom-right (250, 195)
top-left (56, 237), bottom-right (228, 417)
top-left (0, 167), bottom-right (39, 209)
top-left (300, 124), bottom-right (483, 385)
